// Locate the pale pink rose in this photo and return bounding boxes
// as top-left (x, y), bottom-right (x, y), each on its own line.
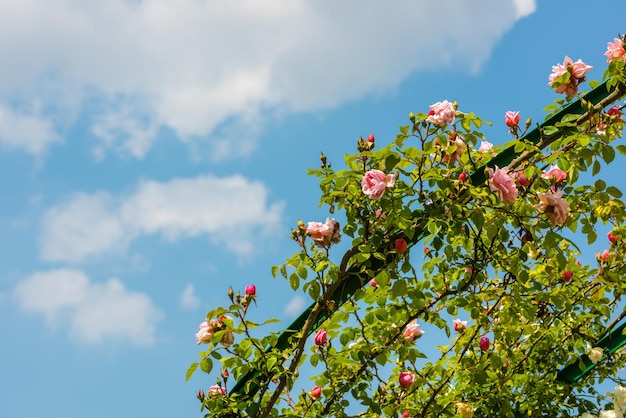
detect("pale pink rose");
top-left (403, 321), bottom-right (424, 341)
top-left (208, 385), bottom-right (227, 396)
top-left (306, 218), bottom-right (341, 247)
top-left (453, 318), bottom-right (467, 332)
top-left (196, 319), bottom-right (217, 345)
top-left (488, 166), bottom-right (518, 205)
top-left (548, 56), bottom-right (592, 97)
top-left (605, 38), bottom-right (625, 62)
top-left (427, 100), bottom-right (456, 126)
top-left (505, 111), bottom-right (521, 128)
top-left (513, 171), bottom-right (531, 187)
top-left (542, 165), bottom-right (567, 183)
top-left (536, 190), bottom-right (570, 226)
top-left (478, 140), bottom-right (494, 153)
top-left (398, 371), bottom-right (415, 388)
top-left (361, 169), bottom-right (397, 200)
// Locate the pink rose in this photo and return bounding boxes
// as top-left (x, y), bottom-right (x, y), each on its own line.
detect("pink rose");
top-left (369, 278), bottom-right (379, 288)
top-left (478, 140), bottom-right (494, 153)
top-left (196, 319), bottom-right (217, 345)
top-left (306, 218), bottom-right (341, 247)
top-left (361, 169), bottom-right (397, 200)
top-left (505, 111), bottom-right (521, 128)
top-left (403, 321), bottom-right (424, 341)
top-left (479, 336), bottom-right (490, 351)
top-left (605, 37), bottom-right (626, 62)
top-left (399, 371), bottom-right (415, 388)
top-left (548, 56), bottom-right (592, 97)
top-left (536, 190), bottom-right (570, 226)
top-left (542, 165), bottom-right (567, 183)
top-left (208, 385), bottom-right (227, 396)
top-left (309, 385), bottom-right (322, 399)
top-left (601, 249), bottom-right (610, 262)
top-left (453, 318), bottom-right (467, 332)
top-left (608, 106), bottom-right (623, 122)
top-left (314, 329), bottom-right (328, 346)
top-left (427, 100), bottom-right (456, 126)
top-left (245, 284), bottom-right (256, 296)
top-left (488, 166), bottom-right (518, 205)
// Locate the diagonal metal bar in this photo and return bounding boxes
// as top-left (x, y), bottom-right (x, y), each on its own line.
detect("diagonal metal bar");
top-left (231, 79), bottom-right (626, 398)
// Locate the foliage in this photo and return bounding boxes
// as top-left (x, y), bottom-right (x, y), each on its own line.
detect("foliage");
top-left (188, 36), bottom-right (626, 417)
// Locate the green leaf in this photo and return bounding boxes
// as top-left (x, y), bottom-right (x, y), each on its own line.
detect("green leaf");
top-left (200, 357), bottom-right (213, 374)
top-left (602, 145), bottom-right (616, 164)
top-left (607, 186), bottom-right (623, 198)
top-left (385, 154), bottom-right (401, 172)
top-left (595, 179), bottom-right (606, 191)
top-left (186, 362), bottom-right (199, 381)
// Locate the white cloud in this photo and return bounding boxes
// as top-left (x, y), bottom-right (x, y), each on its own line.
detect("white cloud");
top-left (40, 173), bottom-right (285, 263)
top-left (0, 104), bottom-right (60, 155)
top-left (284, 295), bottom-right (307, 318)
top-left (179, 284), bottom-right (200, 311)
top-left (513, 0), bottom-right (536, 18)
top-left (0, 0), bottom-right (535, 158)
top-left (13, 269), bottom-right (163, 346)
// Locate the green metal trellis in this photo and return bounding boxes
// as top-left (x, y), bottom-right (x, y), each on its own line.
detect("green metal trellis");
top-left (231, 79), bottom-right (626, 399)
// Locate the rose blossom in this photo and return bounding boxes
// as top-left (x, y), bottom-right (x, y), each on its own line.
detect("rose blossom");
top-left (542, 165), bottom-right (567, 183)
top-left (369, 278), bottom-right (379, 288)
top-left (608, 106), bottom-right (623, 122)
top-left (548, 56), bottom-right (592, 97)
top-left (245, 284), bottom-right (256, 296)
top-left (488, 166), bottom-right (518, 205)
top-left (513, 171), bottom-right (531, 187)
top-left (310, 385), bottom-right (322, 399)
top-left (208, 385), bottom-right (227, 396)
top-left (306, 218), bottom-right (341, 247)
top-left (453, 318), bottom-right (467, 332)
top-left (536, 190), bottom-right (570, 226)
top-left (361, 169), bottom-right (397, 200)
top-left (587, 343), bottom-right (604, 364)
top-left (398, 371), bottom-right (415, 388)
top-left (505, 111), bottom-right (521, 128)
top-left (478, 140), bottom-right (494, 153)
top-left (426, 100), bottom-right (456, 126)
top-left (599, 410), bottom-right (621, 418)
top-left (314, 329), bottom-right (328, 346)
top-left (614, 385), bottom-right (626, 409)
top-left (605, 37), bottom-right (626, 62)
top-left (196, 319), bottom-right (218, 345)
top-left (403, 321), bottom-right (424, 341)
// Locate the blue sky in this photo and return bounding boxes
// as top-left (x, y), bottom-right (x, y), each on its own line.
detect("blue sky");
top-left (2, 0), bottom-right (626, 417)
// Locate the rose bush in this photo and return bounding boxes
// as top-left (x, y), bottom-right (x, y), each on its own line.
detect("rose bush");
top-left (188, 35), bottom-right (626, 417)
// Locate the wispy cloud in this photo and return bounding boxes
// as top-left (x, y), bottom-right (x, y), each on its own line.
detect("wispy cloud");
top-left (13, 269), bottom-right (163, 346)
top-left (284, 295), bottom-right (307, 318)
top-left (40, 174), bottom-right (285, 263)
top-left (179, 284), bottom-right (201, 311)
top-left (0, 0), bottom-right (535, 158)
top-left (0, 105), bottom-right (60, 155)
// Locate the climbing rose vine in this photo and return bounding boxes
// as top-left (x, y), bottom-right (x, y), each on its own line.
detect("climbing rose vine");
top-left (188, 35), bottom-right (626, 417)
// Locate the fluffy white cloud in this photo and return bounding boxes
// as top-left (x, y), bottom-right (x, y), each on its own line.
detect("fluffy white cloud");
top-left (40, 173), bottom-right (285, 263)
top-left (0, 105), bottom-right (60, 154)
top-left (0, 0), bottom-right (535, 158)
top-left (13, 269), bottom-right (163, 346)
top-left (179, 284), bottom-right (201, 311)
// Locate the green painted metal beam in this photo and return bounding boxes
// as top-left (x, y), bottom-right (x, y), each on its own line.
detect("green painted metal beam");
top-left (230, 79), bottom-right (626, 398)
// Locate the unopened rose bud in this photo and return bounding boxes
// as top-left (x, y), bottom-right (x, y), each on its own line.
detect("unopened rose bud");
top-left (222, 370), bottom-right (229, 378)
top-left (310, 385), bottom-right (322, 399)
top-left (562, 270), bottom-right (573, 282)
top-left (227, 287), bottom-right (234, 301)
top-left (314, 329), bottom-right (328, 346)
top-left (601, 249), bottom-right (610, 261)
top-left (367, 133), bottom-right (375, 142)
top-left (479, 336), bottom-right (490, 351)
top-left (395, 238), bottom-right (408, 253)
top-left (197, 389), bottom-right (205, 400)
top-left (608, 231), bottom-right (619, 245)
top-left (525, 118), bottom-right (532, 129)
top-left (245, 284), bottom-right (256, 296)
top-left (458, 172), bottom-right (468, 182)
top-left (402, 411), bottom-right (410, 418)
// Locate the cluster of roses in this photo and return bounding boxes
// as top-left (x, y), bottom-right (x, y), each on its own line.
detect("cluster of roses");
top-left (488, 163), bottom-right (570, 227)
top-left (580, 385), bottom-right (626, 418)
